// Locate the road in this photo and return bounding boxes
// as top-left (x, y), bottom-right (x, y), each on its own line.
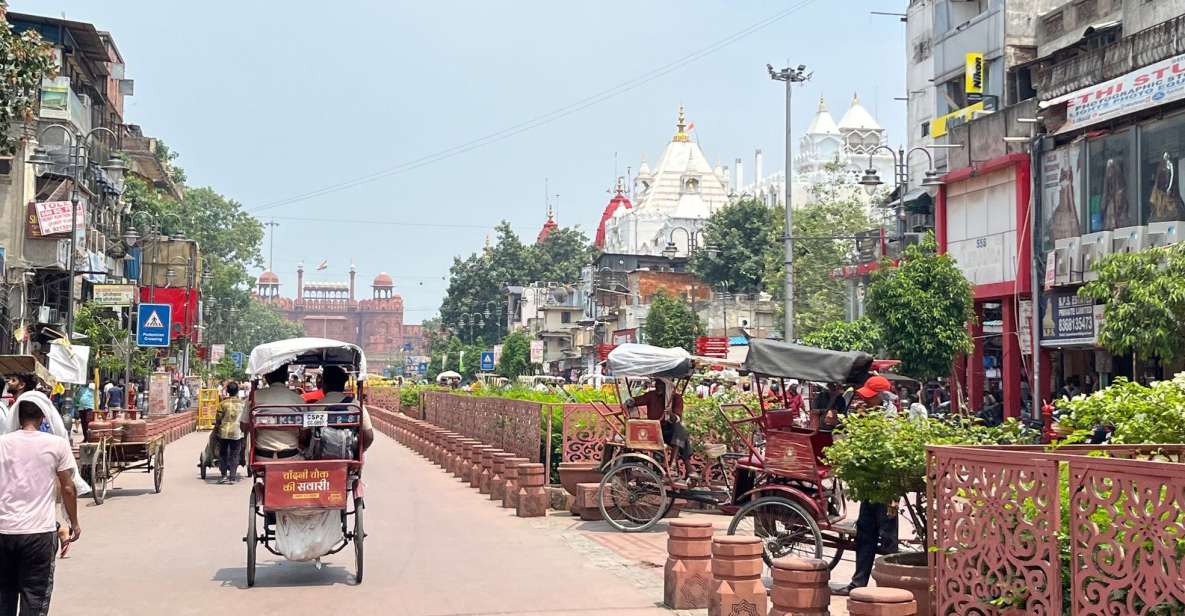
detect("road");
top-left (51, 431), bottom-right (679, 616)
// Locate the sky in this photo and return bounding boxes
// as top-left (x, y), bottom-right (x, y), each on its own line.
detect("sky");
top-left (14, 0), bottom-right (907, 324)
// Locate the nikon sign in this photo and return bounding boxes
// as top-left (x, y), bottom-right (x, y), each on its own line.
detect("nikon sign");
top-left (965, 52), bottom-right (984, 103)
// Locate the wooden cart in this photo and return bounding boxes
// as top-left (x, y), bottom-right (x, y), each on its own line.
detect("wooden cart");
top-left (78, 436), bottom-right (165, 505)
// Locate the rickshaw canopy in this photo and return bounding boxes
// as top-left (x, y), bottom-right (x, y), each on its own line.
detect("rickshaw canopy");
top-left (247, 337), bottom-right (368, 379)
top-left (607, 343), bottom-right (694, 378)
top-left (742, 338), bottom-right (872, 384)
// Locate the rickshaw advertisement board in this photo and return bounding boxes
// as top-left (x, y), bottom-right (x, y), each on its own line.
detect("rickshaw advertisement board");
top-left (264, 462), bottom-right (348, 510)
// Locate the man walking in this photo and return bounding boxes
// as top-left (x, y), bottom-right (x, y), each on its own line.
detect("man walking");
top-left (0, 400), bottom-right (81, 615)
top-left (214, 383), bottom-right (245, 484)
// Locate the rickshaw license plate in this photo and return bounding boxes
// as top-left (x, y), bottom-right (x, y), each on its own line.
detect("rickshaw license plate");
top-left (303, 411), bottom-right (328, 427)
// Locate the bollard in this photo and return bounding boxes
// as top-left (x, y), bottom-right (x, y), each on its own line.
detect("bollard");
top-left (489, 453), bottom-right (515, 502)
top-left (771, 557), bottom-right (830, 616)
top-left (457, 440), bottom-right (479, 480)
top-left (515, 463), bottom-right (548, 517)
top-left (571, 482), bottom-right (604, 521)
top-left (501, 457), bottom-right (529, 509)
top-left (664, 519), bottom-right (714, 609)
top-left (441, 432), bottom-right (460, 473)
top-left (470, 446), bottom-right (493, 489)
top-left (709, 535), bottom-right (768, 616)
top-left (430, 428), bottom-right (446, 466)
top-left (846, 587), bottom-right (916, 616)
top-left (447, 437), bottom-right (467, 476)
top-left (478, 448), bottom-right (504, 495)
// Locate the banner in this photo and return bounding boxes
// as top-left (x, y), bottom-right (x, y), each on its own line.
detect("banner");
top-left (965, 52), bottom-right (984, 101)
top-left (29, 200), bottom-right (86, 237)
top-left (210, 344), bottom-right (226, 363)
top-left (148, 371), bottom-right (171, 416)
top-left (1047, 52), bottom-right (1185, 133)
top-left (529, 340), bottom-right (544, 364)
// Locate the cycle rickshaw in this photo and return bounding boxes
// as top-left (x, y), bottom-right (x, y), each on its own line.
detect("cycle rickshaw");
top-left (591, 339), bottom-right (875, 569)
top-left (242, 338), bottom-right (367, 587)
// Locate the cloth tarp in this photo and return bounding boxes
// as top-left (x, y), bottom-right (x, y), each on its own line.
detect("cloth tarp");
top-left (247, 337), bottom-right (367, 379)
top-left (607, 343), bottom-right (694, 378)
top-left (48, 342), bottom-right (90, 385)
top-left (741, 338), bottom-right (873, 384)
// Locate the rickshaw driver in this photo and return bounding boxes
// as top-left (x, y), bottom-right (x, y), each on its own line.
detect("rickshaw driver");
top-left (319, 366), bottom-right (374, 451)
top-left (240, 365), bottom-right (306, 459)
top-left (624, 379), bottom-right (693, 480)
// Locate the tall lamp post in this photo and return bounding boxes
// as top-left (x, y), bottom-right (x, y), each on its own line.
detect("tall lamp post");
top-left (767, 64), bottom-right (811, 342)
top-left (27, 125), bottom-right (126, 339)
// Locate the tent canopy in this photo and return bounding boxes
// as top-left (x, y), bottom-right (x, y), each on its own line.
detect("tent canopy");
top-left (607, 343), bottom-right (694, 378)
top-left (741, 338), bottom-right (873, 384)
top-left (247, 337), bottom-right (367, 379)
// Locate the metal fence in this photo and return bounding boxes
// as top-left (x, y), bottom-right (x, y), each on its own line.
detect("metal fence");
top-left (928, 444), bottom-right (1185, 616)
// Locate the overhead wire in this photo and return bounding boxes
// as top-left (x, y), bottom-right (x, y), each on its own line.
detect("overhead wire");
top-left (247, 0), bottom-right (819, 214)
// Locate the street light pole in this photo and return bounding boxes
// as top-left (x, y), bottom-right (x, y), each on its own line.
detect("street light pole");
top-left (768, 64), bottom-right (811, 342)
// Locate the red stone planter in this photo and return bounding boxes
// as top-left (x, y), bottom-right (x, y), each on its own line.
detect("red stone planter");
top-left (872, 552), bottom-right (930, 616)
top-left (557, 461), bottom-right (602, 498)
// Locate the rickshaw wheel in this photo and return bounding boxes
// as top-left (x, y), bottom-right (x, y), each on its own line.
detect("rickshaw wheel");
top-left (153, 447), bottom-right (165, 493)
top-left (199, 456), bottom-right (207, 480)
top-left (727, 496), bottom-right (823, 566)
top-left (246, 489), bottom-right (258, 587)
top-left (597, 462), bottom-right (669, 532)
top-left (91, 441), bottom-right (109, 506)
top-left (352, 496), bottom-right (364, 584)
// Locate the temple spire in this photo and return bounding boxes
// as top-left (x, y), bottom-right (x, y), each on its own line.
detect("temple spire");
top-left (673, 105), bottom-right (689, 142)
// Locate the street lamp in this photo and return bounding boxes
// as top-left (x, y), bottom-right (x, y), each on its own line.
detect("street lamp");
top-left (856, 146), bottom-right (946, 247)
top-left (768, 63), bottom-right (811, 342)
top-left (29, 124), bottom-right (125, 339)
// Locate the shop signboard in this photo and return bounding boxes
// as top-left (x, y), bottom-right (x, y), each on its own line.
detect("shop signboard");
top-left (93, 284), bottom-right (135, 306)
top-left (1019, 299), bottom-right (1033, 355)
top-left (965, 52), bottom-right (984, 103)
top-left (1040, 291), bottom-right (1099, 347)
top-left (1047, 52), bottom-right (1185, 134)
top-left (529, 340), bottom-right (544, 364)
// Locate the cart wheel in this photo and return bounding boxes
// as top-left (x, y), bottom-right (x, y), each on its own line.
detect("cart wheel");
top-left (153, 447), bottom-right (165, 493)
top-left (727, 496), bottom-right (823, 566)
top-left (597, 462), bottom-right (668, 532)
top-left (92, 441), bottom-right (109, 506)
top-left (353, 497), bottom-right (365, 584)
top-left (246, 489), bottom-right (258, 587)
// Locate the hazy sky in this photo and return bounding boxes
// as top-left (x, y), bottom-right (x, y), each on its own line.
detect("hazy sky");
top-left (15, 0), bottom-right (906, 323)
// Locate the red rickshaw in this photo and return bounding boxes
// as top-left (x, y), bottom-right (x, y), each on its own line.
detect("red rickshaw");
top-left (242, 338), bottom-right (367, 587)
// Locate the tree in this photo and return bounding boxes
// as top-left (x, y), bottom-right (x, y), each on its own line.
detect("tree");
top-left (691, 198), bottom-right (780, 294)
top-left (531, 226), bottom-right (593, 284)
top-left (643, 290), bottom-right (703, 351)
top-left (497, 330), bottom-right (532, 380)
top-left (865, 233), bottom-right (974, 380)
top-left (802, 318), bottom-right (882, 354)
top-left (74, 303), bottom-right (154, 378)
top-left (0, 4), bottom-right (55, 154)
top-left (1078, 243), bottom-right (1185, 367)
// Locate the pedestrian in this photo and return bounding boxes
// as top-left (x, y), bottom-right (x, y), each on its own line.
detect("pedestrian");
top-left (75, 384), bottom-right (95, 437)
top-left (106, 379), bottom-right (126, 414)
top-left (214, 382), bottom-right (245, 484)
top-left (0, 400), bottom-right (81, 614)
top-left (812, 382), bottom-right (847, 432)
top-left (100, 380), bottom-right (113, 411)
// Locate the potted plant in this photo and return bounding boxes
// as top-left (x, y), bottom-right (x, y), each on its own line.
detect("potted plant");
top-left (825, 413), bottom-right (1037, 616)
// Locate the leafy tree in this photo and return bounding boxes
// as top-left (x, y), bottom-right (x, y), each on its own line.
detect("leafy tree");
top-left (0, 4), bottom-right (55, 154)
top-left (802, 318), bottom-right (882, 354)
top-left (496, 330), bottom-right (532, 380)
top-left (691, 198), bottom-right (779, 293)
top-left (74, 303), bottom-right (154, 378)
top-left (211, 355), bottom-right (245, 382)
top-left (643, 290), bottom-right (703, 351)
top-left (1078, 243), bottom-right (1185, 366)
top-left (531, 226), bottom-right (593, 284)
top-left (865, 233), bottom-right (973, 380)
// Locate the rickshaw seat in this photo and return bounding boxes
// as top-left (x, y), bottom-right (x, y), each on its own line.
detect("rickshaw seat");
top-left (734, 454), bottom-right (764, 470)
top-left (763, 409), bottom-right (797, 430)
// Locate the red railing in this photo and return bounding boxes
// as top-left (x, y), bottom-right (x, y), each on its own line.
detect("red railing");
top-left (421, 392), bottom-right (541, 463)
top-left (928, 444), bottom-right (1185, 616)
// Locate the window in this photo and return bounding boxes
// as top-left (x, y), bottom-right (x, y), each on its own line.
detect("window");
top-left (921, 121), bottom-right (931, 138)
top-left (1139, 114), bottom-right (1185, 223)
top-left (942, 77), bottom-right (968, 114)
top-left (561, 311), bottom-right (571, 324)
top-left (1040, 142), bottom-right (1085, 253)
top-left (1086, 130), bottom-right (1135, 231)
top-left (1043, 11), bottom-right (1065, 37)
top-left (1075, 0), bottom-right (1098, 22)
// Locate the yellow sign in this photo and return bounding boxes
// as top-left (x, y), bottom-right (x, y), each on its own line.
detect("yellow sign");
top-left (931, 102), bottom-right (986, 137)
top-left (965, 52), bottom-right (984, 96)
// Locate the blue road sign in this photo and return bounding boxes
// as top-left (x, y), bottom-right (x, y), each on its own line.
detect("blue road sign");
top-left (480, 351), bottom-right (495, 372)
top-left (417, 362), bottom-right (428, 375)
top-left (231, 352), bottom-right (245, 369)
top-left (136, 303), bottom-right (172, 347)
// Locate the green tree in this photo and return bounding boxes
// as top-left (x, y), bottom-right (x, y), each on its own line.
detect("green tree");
top-left (0, 4), bottom-right (55, 154)
top-left (865, 233), bottom-right (974, 380)
top-left (1078, 243), bottom-right (1185, 366)
top-left (74, 303), bottom-right (154, 378)
top-left (531, 226), bottom-right (593, 284)
top-left (643, 290), bottom-right (703, 351)
top-left (802, 318), bottom-right (882, 354)
top-left (211, 355), bottom-right (245, 382)
top-left (691, 198), bottom-right (779, 293)
top-left (496, 330), bottom-right (532, 380)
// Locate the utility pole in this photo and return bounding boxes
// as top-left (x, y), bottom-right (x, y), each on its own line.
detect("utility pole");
top-left (768, 63), bottom-right (811, 342)
top-left (265, 220), bottom-right (279, 271)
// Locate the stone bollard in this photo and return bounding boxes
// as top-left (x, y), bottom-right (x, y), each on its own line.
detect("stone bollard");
top-left (771, 557), bottom-right (830, 616)
top-left (664, 519), bottom-right (714, 609)
top-left (846, 587), bottom-right (916, 616)
top-left (430, 428), bottom-right (446, 466)
top-left (470, 446), bottom-right (493, 489)
top-left (457, 440), bottom-right (479, 480)
top-left (442, 432), bottom-right (460, 473)
top-left (448, 437), bottom-right (468, 477)
top-left (515, 463), bottom-right (548, 517)
top-left (501, 457), bottom-right (529, 509)
top-left (571, 483), bottom-right (603, 521)
top-left (710, 536), bottom-right (768, 616)
top-left (489, 453), bottom-right (515, 502)
top-left (478, 448), bottom-right (504, 494)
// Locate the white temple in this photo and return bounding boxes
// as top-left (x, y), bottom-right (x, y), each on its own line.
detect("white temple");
top-left (736, 94), bottom-right (895, 209)
top-left (600, 107), bottom-right (730, 257)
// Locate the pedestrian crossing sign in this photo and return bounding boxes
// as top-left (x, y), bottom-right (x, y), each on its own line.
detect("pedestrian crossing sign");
top-left (136, 303), bottom-right (172, 348)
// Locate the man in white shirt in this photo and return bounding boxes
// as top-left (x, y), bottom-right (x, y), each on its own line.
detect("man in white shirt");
top-left (0, 400), bottom-right (81, 614)
top-left (240, 366), bottom-right (305, 459)
top-left (320, 366), bottom-right (374, 451)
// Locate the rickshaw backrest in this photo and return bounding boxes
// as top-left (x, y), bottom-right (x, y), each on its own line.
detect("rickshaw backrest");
top-left (762, 409), bottom-right (797, 431)
top-left (763, 428), bottom-right (831, 480)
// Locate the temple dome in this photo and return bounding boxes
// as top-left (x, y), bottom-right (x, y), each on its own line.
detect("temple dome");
top-left (258, 271), bottom-right (279, 285)
top-left (838, 93), bottom-right (881, 131)
top-left (372, 272), bottom-right (394, 288)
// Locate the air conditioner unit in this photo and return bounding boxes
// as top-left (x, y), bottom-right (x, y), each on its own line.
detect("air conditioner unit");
top-left (1079, 231), bottom-right (1113, 281)
top-left (1146, 221), bottom-right (1185, 247)
top-left (1054, 237), bottom-right (1079, 286)
top-left (1112, 226), bottom-right (1147, 254)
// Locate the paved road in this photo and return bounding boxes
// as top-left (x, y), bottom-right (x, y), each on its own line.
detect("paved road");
top-left (51, 432), bottom-right (678, 616)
